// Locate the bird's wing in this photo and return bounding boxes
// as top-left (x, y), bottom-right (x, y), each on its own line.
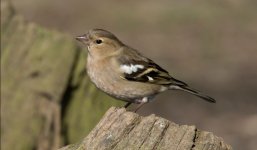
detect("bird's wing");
top-left (117, 51), bottom-right (187, 86)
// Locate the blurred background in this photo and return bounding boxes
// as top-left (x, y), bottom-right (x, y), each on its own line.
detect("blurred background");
top-left (2, 0), bottom-right (257, 149)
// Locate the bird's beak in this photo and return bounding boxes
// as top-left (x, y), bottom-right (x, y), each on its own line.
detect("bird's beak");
top-left (75, 34), bottom-right (89, 45)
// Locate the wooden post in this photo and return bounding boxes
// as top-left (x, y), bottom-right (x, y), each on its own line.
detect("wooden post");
top-left (60, 107), bottom-right (232, 150)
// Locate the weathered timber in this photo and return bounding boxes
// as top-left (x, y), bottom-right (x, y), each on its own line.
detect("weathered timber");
top-left (60, 107), bottom-right (232, 150)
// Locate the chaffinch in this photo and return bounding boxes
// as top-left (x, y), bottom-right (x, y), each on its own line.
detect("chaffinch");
top-left (76, 29), bottom-right (215, 111)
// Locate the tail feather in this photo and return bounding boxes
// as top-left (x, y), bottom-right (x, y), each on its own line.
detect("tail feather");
top-left (170, 85), bottom-right (216, 103)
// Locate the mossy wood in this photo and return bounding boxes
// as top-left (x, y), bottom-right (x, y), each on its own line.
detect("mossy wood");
top-left (1, 1), bottom-right (123, 150)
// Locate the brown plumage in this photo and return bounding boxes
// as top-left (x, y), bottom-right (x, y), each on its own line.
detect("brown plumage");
top-left (76, 29), bottom-right (216, 111)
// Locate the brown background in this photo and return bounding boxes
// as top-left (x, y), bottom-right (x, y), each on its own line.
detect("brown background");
top-left (10, 0), bottom-right (257, 149)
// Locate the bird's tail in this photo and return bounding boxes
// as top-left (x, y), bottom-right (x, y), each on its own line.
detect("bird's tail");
top-left (169, 85), bottom-right (216, 103)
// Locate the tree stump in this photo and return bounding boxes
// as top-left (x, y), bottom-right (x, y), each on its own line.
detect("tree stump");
top-left (60, 107), bottom-right (232, 150)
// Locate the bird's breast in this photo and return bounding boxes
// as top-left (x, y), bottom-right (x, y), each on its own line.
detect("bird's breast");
top-left (87, 57), bottom-right (122, 95)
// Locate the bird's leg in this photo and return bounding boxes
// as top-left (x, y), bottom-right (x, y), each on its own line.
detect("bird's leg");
top-left (123, 102), bottom-right (132, 108)
top-left (134, 97), bottom-right (149, 112)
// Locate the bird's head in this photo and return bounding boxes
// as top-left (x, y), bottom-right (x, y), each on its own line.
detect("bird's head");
top-left (76, 29), bottom-right (124, 58)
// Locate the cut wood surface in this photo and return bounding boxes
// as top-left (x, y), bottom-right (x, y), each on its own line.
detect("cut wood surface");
top-left (60, 107), bottom-right (232, 150)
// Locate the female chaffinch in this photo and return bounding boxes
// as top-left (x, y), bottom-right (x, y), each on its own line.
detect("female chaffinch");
top-left (76, 29), bottom-right (215, 111)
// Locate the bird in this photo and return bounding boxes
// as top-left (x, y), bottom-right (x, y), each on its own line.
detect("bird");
top-left (76, 29), bottom-right (216, 111)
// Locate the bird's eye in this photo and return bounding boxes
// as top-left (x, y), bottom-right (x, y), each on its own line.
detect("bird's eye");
top-left (95, 39), bottom-right (102, 44)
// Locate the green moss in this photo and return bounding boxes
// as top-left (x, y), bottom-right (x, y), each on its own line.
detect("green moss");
top-left (63, 49), bottom-right (124, 143)
top-left (2, 3), bottom-right (79, 149)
